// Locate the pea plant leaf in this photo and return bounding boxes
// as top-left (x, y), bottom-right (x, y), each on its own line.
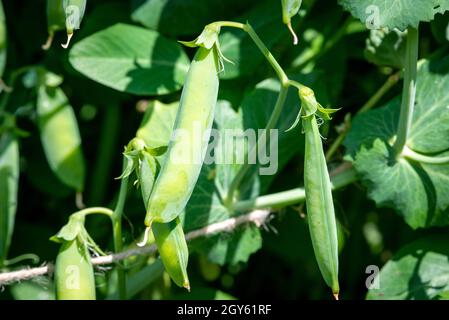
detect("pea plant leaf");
top-left (365, 28), bottom-right (407, 68)
top-left (338, 0), bottom-right (449, 31)
top-left (0, 134), bottom-right (19, 266)
top-left (131, 0), bottom-right (258, 37)
top-left (69, 23), bottom-right (190, 96)
top-left (344, 56), bottom-right (449, 229)
top-left (136, 101), bottom-right (179, 151)
top-left (219, 0), bottom-right (289, 79)
top-left (367, 235), bottom-right (449, 300)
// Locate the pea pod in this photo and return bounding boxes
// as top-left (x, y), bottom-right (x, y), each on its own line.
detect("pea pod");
top-left (36, 81), bottom-right (85, 192)
top-left (152, 219), bottom-right (190, 290)
top-left (300, 87), bottom-right (339, 298)
top-left (0, 133), bottom-right (19, 266)
top-left (144, 43), bottom-right (220, 226)
top-left (281, 0), bottom-right (302, 45)
top-left (132, 145), bottom-right (189, 290)
top-left (43, 0), bottom-right (87, 49)
top-left (62, 0), bottom-right (87, 48)
top-left (43, 0), bottom-right (66, 50)
top-left (54, 237), bottom-right (96, 300)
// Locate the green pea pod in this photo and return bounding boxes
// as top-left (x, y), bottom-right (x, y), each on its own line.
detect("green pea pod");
top-left (152, 218), bottom-right (190, 290)
top-left (54, 237), bottom-right (96, 300)
top-left (0, 133), bottom-right (19, 266)
top-left (36, 83), bottom-right (85, 192)
top-left (281, 0), bottom-right (302, 44)
top-left (43, 0), bottom-right (66, 50)
top-left (138, 150), bottom-right (157, 207)
top-left (62, 0), bottom-right (87, 48)
top-left (144, 45), bottom-right (219, 226)
top-left (301, 88), bottom-right (339, 298)
top-left (0, 0), bottom-right (7, 77)
top-left (134, 149), bottom-right (189, 290)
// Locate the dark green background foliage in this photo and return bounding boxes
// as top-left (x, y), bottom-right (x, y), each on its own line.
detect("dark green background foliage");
top-left (1, 0), bottom-right (449, 300)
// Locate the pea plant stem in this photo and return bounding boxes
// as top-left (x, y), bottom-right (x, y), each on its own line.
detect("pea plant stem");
top-left (74, 206), bottom-right (114, 218)
top-left (393, 26), bottom-right (419, 156)
top-left (0, 209), bottom-right (272, 285)
top-left (234, 163), bottom-right (357, 211)
top-left (224, 85), bottom-right (289, 208)
top-left (111, 159), bottom-right (129, 300)
top-left (325, 71), bottom-right (401, 161)
top-left (216, 22), bottom-right (295, 207)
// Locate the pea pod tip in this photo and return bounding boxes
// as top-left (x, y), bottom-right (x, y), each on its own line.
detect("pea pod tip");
top-left (137, 226), bottom-right (151, 247)
top-left (287, 22), bottom-right (298, 45)
top-left (61, 33), bottom-right (74, 49)
top-left (333, 293), bottom-right (339, 300)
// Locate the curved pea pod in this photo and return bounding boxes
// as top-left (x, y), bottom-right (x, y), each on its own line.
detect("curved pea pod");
top-left (144, 46), bottom-right (219, 226)
top-left (54, 237), bottom-right (96, 300)
top-left (36, 84), bottom-right (85, 192)
top-left (62, 0), bottom-right (87, 48)
top-left (301, 88), bottom-right (339, 298)
top-left (281, 0), bottom-right (302, 45)
top-left (0, 134), bottom-right (19, 266)
top-left (152, 218), bottom-right (190, 290)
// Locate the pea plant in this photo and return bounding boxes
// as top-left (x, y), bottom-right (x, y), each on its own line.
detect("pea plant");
top-left (0, 0), bottom-right (449, 301)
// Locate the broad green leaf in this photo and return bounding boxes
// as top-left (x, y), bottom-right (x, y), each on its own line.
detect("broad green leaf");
top-left (367, 235), bottom-right (449, 300)
top-left (353, 140), bottom-right (449, 228)
top-left (219, 0), bottom-right (289, 79)
top-left (131, 0), bottom-right (258, 37)
top-left (136, 101), bottom-right (179, 150)
top-left (37, 85), bottom-right (85, 191)
top-left (0, 134), bottom-right (19, 265)
top-left (345, 56), bottom-right (449, 228)
top-left (0, 0), bottom-right (6, 77)
top-left (69, 23), bottom-right (190, 95)
top-left (365, 28), bottom-right (407, 68)
top-left (338, 0), bottom-right (449, 31)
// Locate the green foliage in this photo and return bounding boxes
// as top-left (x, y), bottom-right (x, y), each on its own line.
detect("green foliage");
top-left (0, 0), bottom-right (448, 301)
top-left (338, 0), bottom-right (449, 30)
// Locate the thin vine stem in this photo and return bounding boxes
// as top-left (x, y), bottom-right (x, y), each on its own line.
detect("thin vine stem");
top-left (224, 85), bottom-right (289, 207)
top-left (325, 71), bottom-right (401, 161)
top-left (214, 21), bottom-right (297, 207)
top-left (393, 26), bottom-right (419, 156)
top-left (112, 159), bottom-right (129, 300)
top-left (234, 164), bottom-right (357, 211)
